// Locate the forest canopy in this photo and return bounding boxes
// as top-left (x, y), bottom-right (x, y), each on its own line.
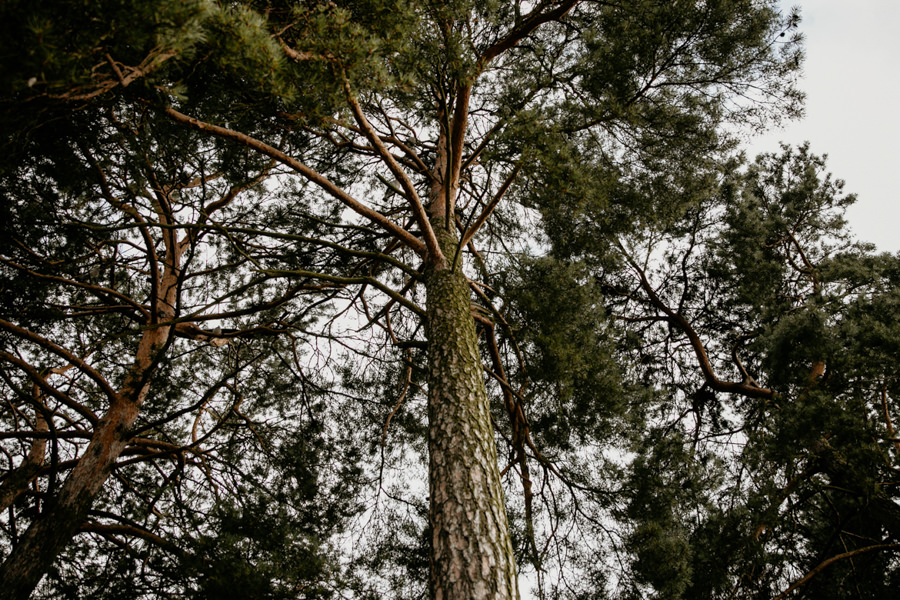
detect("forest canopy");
top-left (1, 1), bottom-right (898, 599)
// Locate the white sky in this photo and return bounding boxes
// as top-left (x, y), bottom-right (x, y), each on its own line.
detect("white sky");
top-left (744, 0), bottom-right (900, 253)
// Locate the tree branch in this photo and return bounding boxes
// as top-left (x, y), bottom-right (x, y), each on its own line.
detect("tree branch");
top-left (79, 522), bottom-right (186, 557)
top-left (162, 106), bottom-right (427, 257)
top-left (0, 319), bottom-right (119, 408)
top-left (773, 543), bottom-right (900, 600)
top-left (616, 244), bottom-right (774, 400)
top-left (262, 269), bottom-right (425, 317)
top-left (342, 80), bottom-right (444, 262)
top-left (459, 164), bottom-right (521, 250)
top-left (478, 0), bottom-right (580, 68)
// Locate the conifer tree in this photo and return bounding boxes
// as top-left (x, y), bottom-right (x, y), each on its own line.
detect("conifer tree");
top-left (0, 1), bottom-right (810, 598)
top-left (588, 145), bottom-right (900, 599)
top-left (0, 87), bottom-right (356, 597)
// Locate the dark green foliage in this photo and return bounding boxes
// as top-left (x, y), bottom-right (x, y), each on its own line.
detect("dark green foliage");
top-left (624, 434), bottom-right (698, 600)
top-left (0, 0), bottom-right (208, 95)
top-left (502, 257), bottom-right (625, 448)
top-left (10, 2), bottom-right (894, 599)
top-left (601, 145), bottom-right (900, 600)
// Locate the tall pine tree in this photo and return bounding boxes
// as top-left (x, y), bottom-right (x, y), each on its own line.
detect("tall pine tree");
top-left (1, 1), bottom-right (808, 598)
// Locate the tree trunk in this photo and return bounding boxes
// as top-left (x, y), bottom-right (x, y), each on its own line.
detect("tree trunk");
top-left (0, 330), bottom-right (163, 600)
top-left (0, 402), bottom-right (47, 514)
top-left (0, 400), bottom-right (141, 599)
top-left (0, 242), bottom-right (180, 599)
top-left (424, 225), bottom-right (519, 600)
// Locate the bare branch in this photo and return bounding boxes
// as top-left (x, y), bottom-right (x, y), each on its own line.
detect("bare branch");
top-left (342, 80), bottom-right (444, 262)
top-left (615, 243), bottom-right (774, 400)
top-left (162, 106), bottom-right (427, 257)
top-left (79, 522), bottom-right (186, 557)
top-left (478, 1), bottom-right (580, 68)
top-left (773, 544), bottom-right (900, 600)
top-left (0, 319), bottom-right (120, 407)
top-left (459, 164), bottom-right (521, 250)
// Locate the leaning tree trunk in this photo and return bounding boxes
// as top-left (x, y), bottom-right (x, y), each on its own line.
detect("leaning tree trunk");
top-left (424, 224), bottom-right (520, 600)
top-left (0, 244), bottom-right (180, 600)
top-left (0, 399), bottom-right (144, 599)
top-left (0, 324), bottom-right (167, 600)
top-left (0, 400), bottom-right (48, 514)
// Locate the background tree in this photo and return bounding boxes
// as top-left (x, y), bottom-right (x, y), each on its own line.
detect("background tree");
top-left (0, 96), bottom-right (365, 597)
top-left (584, 145), bottom-right (900, 599)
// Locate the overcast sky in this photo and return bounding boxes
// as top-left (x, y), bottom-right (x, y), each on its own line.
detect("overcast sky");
top-left (744, 0), bottom-right (900, 253)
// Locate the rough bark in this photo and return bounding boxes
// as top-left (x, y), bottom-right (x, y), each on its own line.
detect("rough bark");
top-left (0, 404), bottom-right (48, 514)
top-left (0, 401), bottom-right (141, 599)
top-left (0, 239), bottom-right (180, 599)
top-left (424, 226), bottom-right (519, 600)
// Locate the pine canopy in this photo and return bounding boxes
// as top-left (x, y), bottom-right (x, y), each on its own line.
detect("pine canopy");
top-left (1, 2), bottom-right (898, 599)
